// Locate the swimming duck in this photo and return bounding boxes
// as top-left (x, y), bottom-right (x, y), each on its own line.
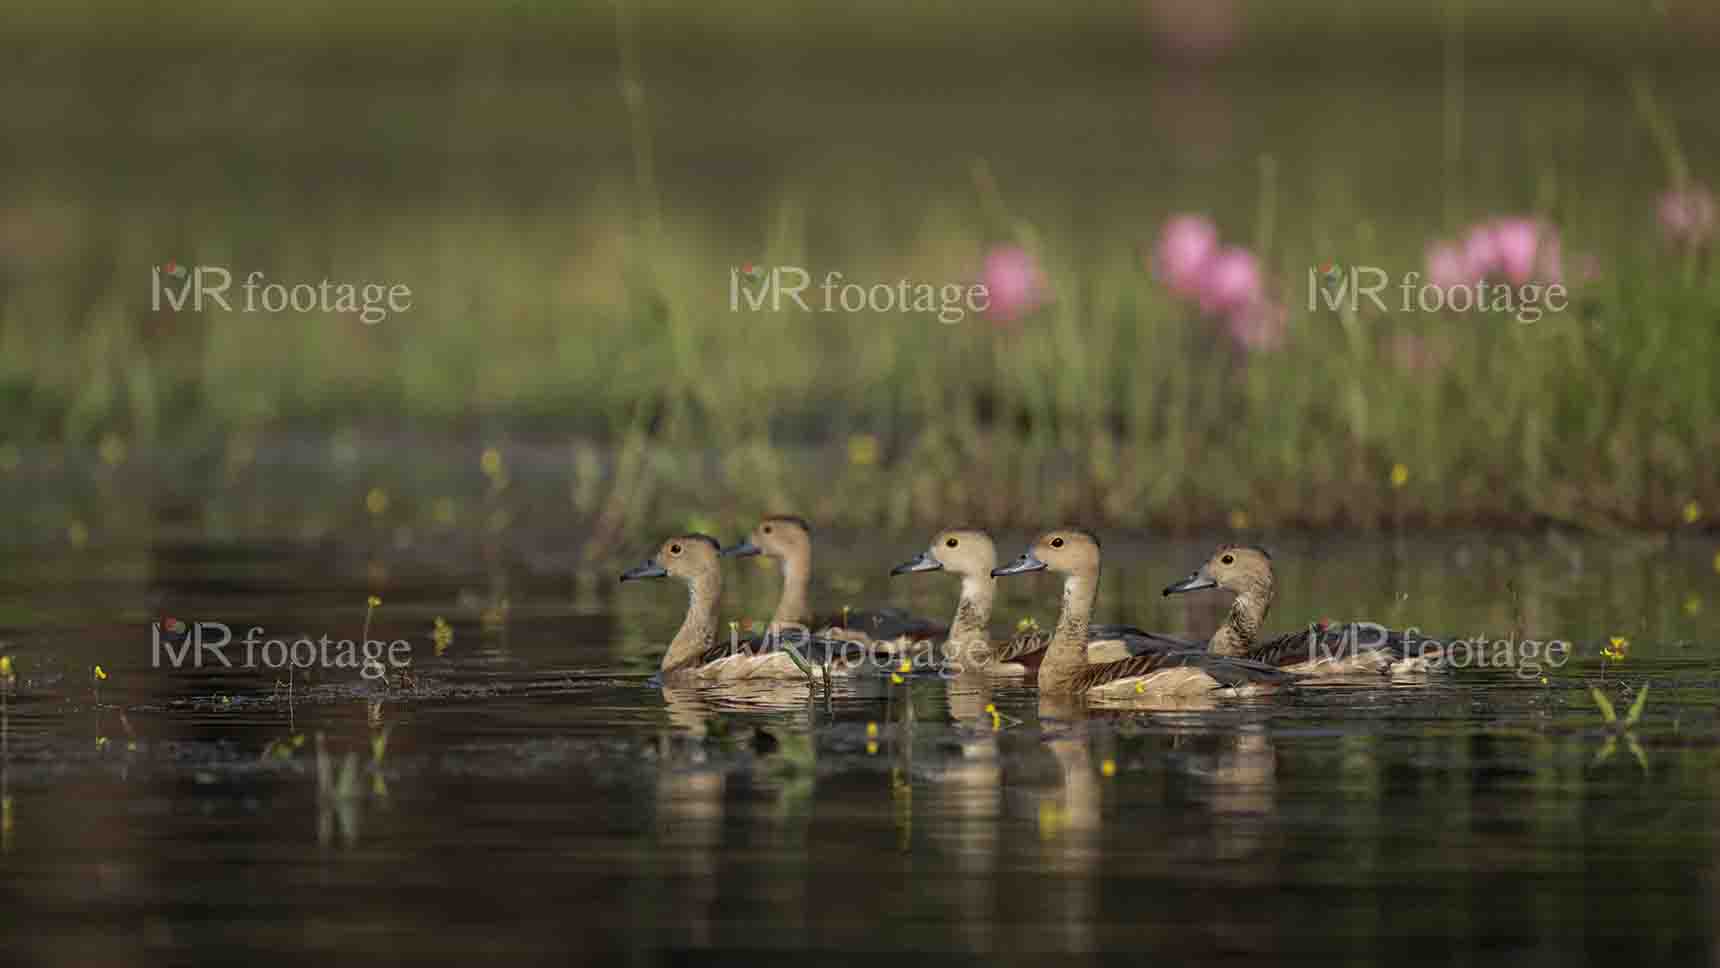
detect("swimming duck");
top-left (992, 529), bottom-right (1293, 700)
top-left (620, 533), bottom-right (830, 682)
top-left (1162, 544), bottom-right (1431, 675)
top-left (722, 515), bottom-right (945, 650)
top-left (890, 527), bottom-right (1195, 675)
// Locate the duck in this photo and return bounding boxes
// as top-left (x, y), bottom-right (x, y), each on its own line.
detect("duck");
top-left (1162, 544), bottom-right (1434, 675)
top-left (889, 527), bottom-right (1197, 675)
top-left (991, 529), bottom-right (1293, 700)
top-left (721, 515), bottom-right (945, 651)
top-left (619, 533), bottom-right (834, 682)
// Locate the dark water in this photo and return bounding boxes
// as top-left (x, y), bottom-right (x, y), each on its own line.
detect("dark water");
top-left (0, 533), bottom-right (1715, 964)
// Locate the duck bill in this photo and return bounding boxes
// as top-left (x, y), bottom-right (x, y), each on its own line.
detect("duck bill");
top-left (991, 552), bottom-right (1047, 577)
top-left (890, 551), bottom-right (943, 576)
top-left (719, 540), bottom-right (761, 559)
top-left (1163, 571), bottom-right (1217, 596)
top-left (619, 559), bottom-right (668, 582)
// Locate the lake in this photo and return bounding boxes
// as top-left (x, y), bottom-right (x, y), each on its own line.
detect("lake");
top-left (0, 532), bottom-right (1712, 962)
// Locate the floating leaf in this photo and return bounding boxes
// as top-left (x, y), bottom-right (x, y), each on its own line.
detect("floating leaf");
top-left (1591, 687), bottom-right (1617, 723)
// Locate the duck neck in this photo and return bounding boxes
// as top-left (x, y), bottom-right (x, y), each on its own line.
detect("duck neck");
top-left (1038, 572), bottom-right (1097, 692)
top-left (945, 574), bottom-right (995, 652)
top-left (770, 548), bottom-right (813, 630)
top-left (662, 571), bottom-right (722, 674)
top-left (1210, 582), bottom-right (1272, 657)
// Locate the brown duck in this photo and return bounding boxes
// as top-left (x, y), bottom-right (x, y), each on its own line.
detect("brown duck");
top-left (891, 527), bottom-right (1196, 676)
top-left (1162, 544), bottom-right (1434, 675)
top-left (992, 529), bottom-right (1293, 700)
top-left (722, 515), bottom-right (945, 650)
top-left (620, 534), bottom-right (835, 682)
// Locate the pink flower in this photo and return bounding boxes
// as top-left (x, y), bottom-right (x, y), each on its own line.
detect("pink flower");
top-left (1445, 216), bottom-right (1562, 285)
top-left (1658, 185), bottom-right (1716, 245)
top-left (1225, 299), bottom-right (1286, 353)
top-left (1425, 241), bottom-right (1471, 290)
top-left (980, 245), bottom-right (1047, 322)
top-left (1491, 217), bottom-right (1547, 285)
top-left (1153, 214), bottom-right (1219, 299)
top-left (1196, 246), bottom-right (1262, 315)
top-left (1461, 223), bottom-right (1501, 280)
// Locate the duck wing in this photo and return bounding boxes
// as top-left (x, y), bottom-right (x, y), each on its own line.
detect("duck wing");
top-left (1249, 622), bottom-right (1425, 668)
top-left (1074, 650), bottom-right (1295, 692)
top-left (1089, 624), bottom-right (1203, 655)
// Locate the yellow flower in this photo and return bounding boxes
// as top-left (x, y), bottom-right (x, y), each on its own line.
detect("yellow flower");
top-left (1686, 596), bottom-right (1704, 617)
top-left (1390, 463), bottom-right (1410, 489)
top-left (985, 703), bottom-right (1002, 731)
top-left (846, 434), bottom-right (880, 467)
top-left (865, 741), bottom-right (879, 756)
top-left (1015, 616), bottom-right (1040, 633)
top-left (1602, 636), bottom-right (1629, 661)
top-left (97, 433), bottom-right (127, 467)
top-left (1228, 508), bottom-right (1251, 530)
top-left (365, 487), bottom-right (390, 515)
top-left (368, 595), bottom-right (382, 608)
top-left (1684, 501), bottom-right (1703, 525)
top-left (1100, 758), bottom-right (1117, 778)
top-left (93, 664), bottom-right (108, 681)
top-left (432, 617), bottom-right (454, 655)
top-left (890, 673), bottom-right (905, 685)
top-left (480, 447), bottom-right (504, 478)
top-left (897, 659), bottom-right (912, 674)
top-left (865, 722), bottom-right (878, 738)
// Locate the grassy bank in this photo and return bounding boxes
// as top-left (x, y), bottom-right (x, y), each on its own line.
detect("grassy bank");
top-left (0, 0), bottom-right (1715, 535)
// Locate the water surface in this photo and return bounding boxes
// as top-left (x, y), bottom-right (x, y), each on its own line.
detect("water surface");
top-left (0, 534), bottom-right (1713, 963)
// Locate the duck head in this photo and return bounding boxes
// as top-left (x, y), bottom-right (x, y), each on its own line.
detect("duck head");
top-left (993, 528), bottom-right (1101, 579)
top-left (720, 515), bottom-right (811, 562)
top-left (892, 528), bottom-right (997, 578)
top-left (620, 534), bottom-right (724, 584)
top-left (1163, 544), bottom-right (1273, 598)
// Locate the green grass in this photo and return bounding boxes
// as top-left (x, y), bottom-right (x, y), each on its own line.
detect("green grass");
top-left (0, 0), bottom-right (1716, 537)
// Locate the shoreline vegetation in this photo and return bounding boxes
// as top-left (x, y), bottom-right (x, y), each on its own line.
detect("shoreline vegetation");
top-left (1, 1), bottom-right (1715, 540)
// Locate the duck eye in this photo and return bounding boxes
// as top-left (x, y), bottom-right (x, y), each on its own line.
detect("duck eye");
top-left (946, 538), bottom-right (958, 548)
top-left (762, 525), bottom-right (772, 535)
top-left (1221, 554), bottom-right (1234, 565)
top-left (1050, 537), bottom-right (1064, 549)
top-left (670, 544), bottom-right (682, 555)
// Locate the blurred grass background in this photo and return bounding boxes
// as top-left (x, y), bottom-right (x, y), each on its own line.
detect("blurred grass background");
top-left (0, 0), bottom-right (1716, 551)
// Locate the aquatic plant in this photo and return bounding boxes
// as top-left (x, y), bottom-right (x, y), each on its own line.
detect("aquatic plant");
top-left (1591, 684), bottom-right (1649, 771)
top-left (314, 733), bottom-right (365, 847)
